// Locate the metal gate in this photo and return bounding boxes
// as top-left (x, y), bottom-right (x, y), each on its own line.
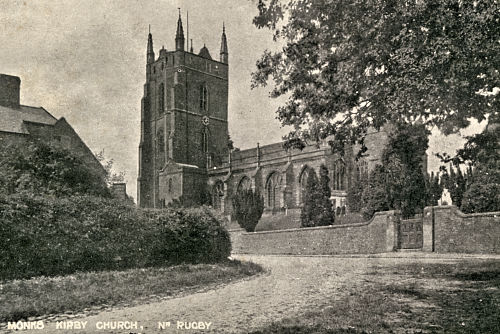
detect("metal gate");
top-left (398, 218), bottom-right (423, 249)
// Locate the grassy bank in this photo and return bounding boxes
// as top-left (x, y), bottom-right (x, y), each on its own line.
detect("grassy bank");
top-left (250, 260), bottom-right (500, 334)
top-left (0, 260), bottom-right (262, 323)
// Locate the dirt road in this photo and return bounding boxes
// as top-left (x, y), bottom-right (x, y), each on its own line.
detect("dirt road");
top-left (7, 253), bottom-right (500, 333)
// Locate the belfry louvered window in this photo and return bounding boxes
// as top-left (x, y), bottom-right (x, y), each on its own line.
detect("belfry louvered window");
top-left (200, 85), bottom-right (208, 112)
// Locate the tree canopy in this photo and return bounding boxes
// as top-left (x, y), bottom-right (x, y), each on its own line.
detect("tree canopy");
top-left (252, 0), bottom-right (499, 150)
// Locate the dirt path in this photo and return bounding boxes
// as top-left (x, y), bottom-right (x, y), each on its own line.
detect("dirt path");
top-left (7, 254), bottom-right (500, 333)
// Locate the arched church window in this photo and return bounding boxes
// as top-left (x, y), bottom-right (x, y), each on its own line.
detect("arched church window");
top-left (158, 83), bottom-right (164, 113)
top-left (266, 172), bottom-right (280, 209)
top-left (200, 85), bottom-right (208, 112)
top-left (298, 166), bottom-right (314, 205)
top-left (237, 176), bottom-right (251, 193)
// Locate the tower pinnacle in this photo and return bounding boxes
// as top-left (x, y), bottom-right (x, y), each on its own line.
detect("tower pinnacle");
top-left (220, 23), bottom-right (228, 64)
top-left (147, 28), bottom-right (155, 64)
top-left (175, 10), bottom-right (185, 51)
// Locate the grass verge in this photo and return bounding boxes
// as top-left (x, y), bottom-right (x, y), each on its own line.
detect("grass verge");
top-left (250, 260), bottom-right (500, 334)
top-left (0, 259), bottom-right (262, 323)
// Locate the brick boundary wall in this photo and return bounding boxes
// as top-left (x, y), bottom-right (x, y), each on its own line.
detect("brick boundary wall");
top-left (229, 211), bottom-right (398, 255)
top-left (423, 206), bottom-right (500, 254)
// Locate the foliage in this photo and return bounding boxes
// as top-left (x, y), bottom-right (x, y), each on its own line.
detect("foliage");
top-left (424, 172), bottom-right (443, 206)
top-left (361, 165), bottom-right (390, 220)
top-left (301, 165), bottom-right (334, 227)
top-left (317, 165), bottom-right (335, 226)
top-left (0, 140), bottom-right (110, 198)
top-left (95, 150), bottom-right (126, 186)
top-left (347, 167), bottom-right (367, 213)
top-left (381, 123), bottom-right (429, 218)
top-left (232, 189), bottom-right (264, 232)
top-left (441, 164), bottom-right (468, 208)
top-left (460, 161), bottom-right (500, 214)
top-left (252, 0), bottom-right (499, 152)
top-left (167, 184), bottom-right (213, 208)
top-left (438, 123), bottom-right (499, 167)
top-left (0, 195), bottom-right (231, 280)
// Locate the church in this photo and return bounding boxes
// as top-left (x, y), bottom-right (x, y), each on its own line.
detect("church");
top-left (137, 14), bottom-right (394, 225)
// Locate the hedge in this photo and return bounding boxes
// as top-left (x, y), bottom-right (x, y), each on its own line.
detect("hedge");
top-left (0, 195), bottom-right (231, 280)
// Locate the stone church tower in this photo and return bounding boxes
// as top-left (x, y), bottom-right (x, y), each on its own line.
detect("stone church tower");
top-left (137, 13), bottom-right (229, 208)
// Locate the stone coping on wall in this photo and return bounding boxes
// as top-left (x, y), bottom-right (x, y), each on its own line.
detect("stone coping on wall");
top-left (433, 205), bottom-right (500, 218)
top-left (234, 210), bottom-right (394, 235)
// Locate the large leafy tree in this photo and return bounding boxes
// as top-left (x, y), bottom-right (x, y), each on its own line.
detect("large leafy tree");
top-left (252, 0), bottom-right (499, 150)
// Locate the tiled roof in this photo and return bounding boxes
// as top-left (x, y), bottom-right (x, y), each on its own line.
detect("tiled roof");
top-left (0, 104), bottom-right (57, 134)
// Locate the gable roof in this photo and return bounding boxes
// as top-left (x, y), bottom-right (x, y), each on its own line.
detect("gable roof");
top-left (0, 104), bottom-right (57, 134)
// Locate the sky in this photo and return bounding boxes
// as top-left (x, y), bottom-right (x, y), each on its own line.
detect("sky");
top-left (0, 0), bottom-right (485, 200)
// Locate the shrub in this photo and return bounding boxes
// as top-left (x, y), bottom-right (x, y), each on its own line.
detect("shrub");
top-left (232, 189), bottom-right (264, 232)
top-left (0, 195), bottom-right (231, 280)
top-left (0, 140), bottom-right (109, 198)
top-left (460, 162), bottom-right (500, 213)
top-left (301, 165), bottom-right (334, 227)
top-left (361, 165), bottom-right (390, 220)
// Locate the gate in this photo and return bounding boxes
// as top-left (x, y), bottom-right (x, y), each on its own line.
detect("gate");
top-left (398, 218), bottom-right (423, 249)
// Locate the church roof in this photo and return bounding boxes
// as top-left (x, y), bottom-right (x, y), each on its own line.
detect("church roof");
top-left (0, 104), bottom-right (57, 134)
top-left (198, 46), bottom-right (212, 60)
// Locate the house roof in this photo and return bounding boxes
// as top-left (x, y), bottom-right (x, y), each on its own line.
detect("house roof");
top-left (0, 104), bottom-right (57, 134)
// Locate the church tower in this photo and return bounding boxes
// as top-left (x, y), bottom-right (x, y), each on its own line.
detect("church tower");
top-left (138, 15), bottom-right (229, 208)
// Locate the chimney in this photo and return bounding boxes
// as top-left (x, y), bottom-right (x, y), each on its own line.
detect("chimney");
top-left (0, 74), bottom-right (21, 108)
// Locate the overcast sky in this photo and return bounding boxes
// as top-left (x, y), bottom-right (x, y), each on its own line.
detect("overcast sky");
top-left (0, 0), bottom-right (484, 199)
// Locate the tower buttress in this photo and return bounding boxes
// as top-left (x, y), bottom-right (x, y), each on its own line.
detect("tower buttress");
top-left (175, 11), bottom-right (185, 51)
top-left (220, 23), bottom-right (228, 64)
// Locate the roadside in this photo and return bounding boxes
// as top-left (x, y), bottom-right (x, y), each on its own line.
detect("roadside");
top-left (2, 254), bottom-right (498, 333)
top-left (0, 260), bottom-right (262, 327)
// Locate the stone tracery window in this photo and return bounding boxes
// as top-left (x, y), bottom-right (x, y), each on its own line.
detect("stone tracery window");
top-left (237, 176), bottom-right (251, 193)
top-left (266, 172), bottom-right (280, 209)
top-left (298, 166), bottom-right (314, 205)
top-left (158, 83), bottom-right (165, 113)
top-left (200, 85), bottom-right (208, 112)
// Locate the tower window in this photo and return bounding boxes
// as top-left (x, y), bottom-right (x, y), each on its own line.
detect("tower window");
top-left (202, 130), bottom-right (209, 153)
top-left (158, 83), bottom-right (164, 113)
top-left (200, 85), bottom-right (208, 112)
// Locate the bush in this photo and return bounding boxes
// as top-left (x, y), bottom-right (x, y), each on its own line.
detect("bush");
top-left (232, 189), bottom-right (264, 232)
top-left (0, 140), bottom-right (110, 198)
top-left (0, 195), bottom-right (231, 280)
top-left (301, 165), bottom-right (334, 227)
top-left (460, 163), bottom-right (500, 213)
top-left (361, 165), bottom-right (390, 220)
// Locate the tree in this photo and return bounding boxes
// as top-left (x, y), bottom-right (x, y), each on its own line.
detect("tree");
top-left (252, 0), bottom-right (499, 152)
top-left (381, 123), bottom-right (428, 218)
top-left (95, 150), bottom-right (126, 186)
top-left (461, 162), bottom-right (500, 213)
top-left (0, 140), bottom-right (110, 198)
top-left (300, 171), bottom-right (320, 227)
top-left (361, 165), bottom-right (390, 220)
top-left (425, 172), bottom-right (443, 206)
top-left (347, 165), bottom-right (367, 213)
top-left (301, 166), bottom-right (334, 227)
top-left (443, 164), bottom-right (467, 208)
top-left (317, 165), bottom-right (335, 226)
top-left (232, 189), bottom-right (264, 232)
